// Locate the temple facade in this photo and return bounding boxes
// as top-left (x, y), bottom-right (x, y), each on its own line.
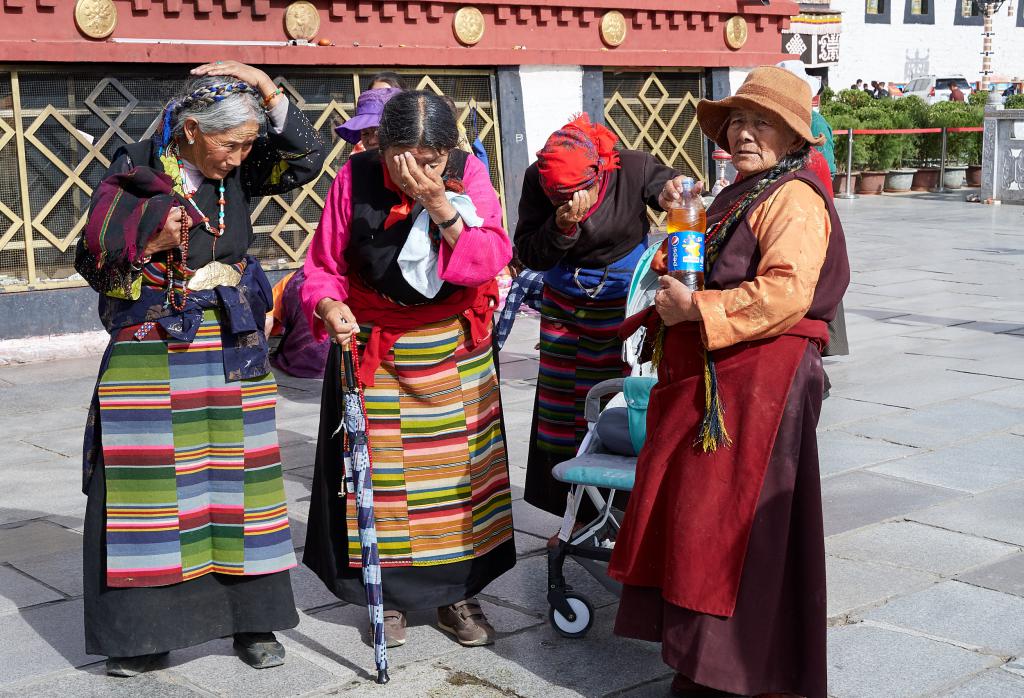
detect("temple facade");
top-left (0, 0), bottom-right (800, 337)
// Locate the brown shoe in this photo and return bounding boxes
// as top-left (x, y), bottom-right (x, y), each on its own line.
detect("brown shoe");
top-left (436, 598), bottom-right (495, 647)
top-left (374, 609), bottom-right (406, 648)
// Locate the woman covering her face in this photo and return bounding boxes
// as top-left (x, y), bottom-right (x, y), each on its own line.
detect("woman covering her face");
top-left (301, 91), bottom-right (515, 650)
top-left (608, 66), bottom-right (850, 698)
top-left (514, 114), bottom-right (677, 533)
top-left (75, 61), bottom-right (326, 677)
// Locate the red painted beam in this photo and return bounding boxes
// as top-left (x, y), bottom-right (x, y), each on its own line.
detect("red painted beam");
top-left (0, 39), bottom-right (793, 68)
top-left (0, 0), bottom-right (799, 67)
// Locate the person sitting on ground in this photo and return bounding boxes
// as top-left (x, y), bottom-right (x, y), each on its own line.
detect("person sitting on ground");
top-left (608, 65), bottom-right (850, 698)
top-left (267, 268), bottom-right (330, 378)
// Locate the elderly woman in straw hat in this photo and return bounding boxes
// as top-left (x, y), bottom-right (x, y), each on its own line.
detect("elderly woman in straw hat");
top-left (607, 66), bottom-right (850, 698)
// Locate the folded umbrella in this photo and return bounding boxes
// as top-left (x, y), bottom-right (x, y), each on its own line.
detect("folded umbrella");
top-left (340, 346), bottom-right (390, 684)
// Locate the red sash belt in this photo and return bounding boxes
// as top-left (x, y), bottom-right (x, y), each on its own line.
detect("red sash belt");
top-left (608, 311), bottom-right (827, 617)
top-left (346, 277), bottom-right (498, 386)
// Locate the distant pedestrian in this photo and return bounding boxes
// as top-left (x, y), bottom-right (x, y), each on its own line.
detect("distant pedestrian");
top-left (877, 81), bottom-right (892, 99)
top-left (950, 83), bottom-right (966, 102)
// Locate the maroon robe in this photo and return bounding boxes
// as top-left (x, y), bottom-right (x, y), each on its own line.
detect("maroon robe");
top-left (608, 166), bottom-right (850, 698)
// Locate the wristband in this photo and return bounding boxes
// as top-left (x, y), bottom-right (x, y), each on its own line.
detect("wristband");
top-left (437, 212), bottom-right (462, 230)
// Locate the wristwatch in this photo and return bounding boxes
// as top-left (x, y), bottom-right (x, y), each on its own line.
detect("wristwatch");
top-left (437, 211), bottom-right (462, 230)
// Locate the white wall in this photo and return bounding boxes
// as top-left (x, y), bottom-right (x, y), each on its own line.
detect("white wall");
top-left (832, 0), bottom-right (1024, 88)
top-left (729, 67), bottom-right (754, 95)
top-left (518, 65), bottom-right (584, 161)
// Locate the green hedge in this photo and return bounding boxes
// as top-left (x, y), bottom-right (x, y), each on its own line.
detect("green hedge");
top-left (819, 93), bottom-right (983, 169)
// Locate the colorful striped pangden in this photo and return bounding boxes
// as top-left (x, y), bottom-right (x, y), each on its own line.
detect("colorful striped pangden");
top-left (99, 309), bottom-right (296, 587)
top-left (536, 286), bottom-right (629, 461)
top-left (344, 316), bottom-right (513, 568)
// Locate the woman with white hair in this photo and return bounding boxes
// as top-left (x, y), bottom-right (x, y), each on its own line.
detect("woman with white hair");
top-left (75, 61), bottom-right (325, 677)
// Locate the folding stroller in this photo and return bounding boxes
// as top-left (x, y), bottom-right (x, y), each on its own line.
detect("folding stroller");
top-left (545, 240), bottom-right (661, 638)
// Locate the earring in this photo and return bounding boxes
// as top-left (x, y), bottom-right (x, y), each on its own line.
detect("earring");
top-left (188, 138), bottom-right (195, 145)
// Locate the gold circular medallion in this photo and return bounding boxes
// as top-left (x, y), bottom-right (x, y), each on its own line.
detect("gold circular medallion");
top-left (74, 0), bottom-right (117, 40)
top-left (724, 16), bottom-right (748, 51)
top-left (600, 11), bottom-right (627, 48)
top-left (453, 7), bottom-right (486, 46)
top-left (285, 1), bottom-right (321, 41)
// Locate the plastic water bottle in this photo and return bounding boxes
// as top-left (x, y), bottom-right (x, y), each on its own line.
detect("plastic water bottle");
top-left (666, 177), bottom-right (706, 291)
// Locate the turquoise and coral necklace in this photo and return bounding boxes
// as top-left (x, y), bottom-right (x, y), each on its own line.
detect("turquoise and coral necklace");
top-left (172, 144), bottom-right (226, 243)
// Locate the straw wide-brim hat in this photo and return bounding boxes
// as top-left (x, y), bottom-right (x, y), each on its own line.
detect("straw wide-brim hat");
top-left (696, 65), bottom-right (825, 155)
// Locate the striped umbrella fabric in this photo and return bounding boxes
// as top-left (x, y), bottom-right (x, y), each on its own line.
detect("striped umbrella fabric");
top-left (341, 347), bottom-right (390, 685)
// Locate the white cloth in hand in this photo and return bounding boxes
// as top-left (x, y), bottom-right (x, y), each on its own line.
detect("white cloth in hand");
top-left (397, 192), bottom-right (483, 299)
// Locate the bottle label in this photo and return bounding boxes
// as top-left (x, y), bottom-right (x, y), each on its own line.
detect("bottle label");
top-left (667, 231), bottom-right (705, 273)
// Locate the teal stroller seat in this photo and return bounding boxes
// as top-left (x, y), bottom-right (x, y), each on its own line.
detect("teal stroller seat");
top-left (546, 240), bottom-right (661, 639)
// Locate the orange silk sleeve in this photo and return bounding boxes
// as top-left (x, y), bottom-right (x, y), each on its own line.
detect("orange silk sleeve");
top-left (693, 180), bottom-right (830, 351)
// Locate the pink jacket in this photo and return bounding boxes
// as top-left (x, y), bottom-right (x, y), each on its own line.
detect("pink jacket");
top-left (301, 154), bottom-right (512, 341)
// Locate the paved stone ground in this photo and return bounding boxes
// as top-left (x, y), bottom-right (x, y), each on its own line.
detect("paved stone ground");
top-left (1, 193), bottom-right (1023, 697)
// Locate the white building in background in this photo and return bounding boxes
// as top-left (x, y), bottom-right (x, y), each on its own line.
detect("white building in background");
top-left (831, 0), bottom-right (1024, 88)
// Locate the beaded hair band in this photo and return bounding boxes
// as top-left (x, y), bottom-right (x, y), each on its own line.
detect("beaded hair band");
top-left (158, 81), bottom-right (272, 155)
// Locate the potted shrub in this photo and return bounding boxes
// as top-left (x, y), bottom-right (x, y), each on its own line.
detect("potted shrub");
top-left (964, 93), bottom-right (987, 187)
top-left (884, 105), bottom-right (917, 192)
top-left (927, 101), bottom-right (980, 189)
top-left (853, 105), bottom-right (898, 195)
top-left (821, 101), bottom-right (862, 195)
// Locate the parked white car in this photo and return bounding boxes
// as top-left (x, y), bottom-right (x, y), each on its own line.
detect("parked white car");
top-left (902, 75), bottom-right (972, 104)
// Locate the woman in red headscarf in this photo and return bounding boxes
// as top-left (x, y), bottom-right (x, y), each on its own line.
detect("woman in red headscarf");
top-left (514, 115), bottom-right (677, 526)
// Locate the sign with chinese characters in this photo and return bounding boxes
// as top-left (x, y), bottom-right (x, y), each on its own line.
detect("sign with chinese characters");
top-left (781, 31), bottom-right (840, 67)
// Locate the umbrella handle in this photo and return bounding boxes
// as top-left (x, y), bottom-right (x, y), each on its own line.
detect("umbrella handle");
top-left (342, 346), bottom-right (357, 392)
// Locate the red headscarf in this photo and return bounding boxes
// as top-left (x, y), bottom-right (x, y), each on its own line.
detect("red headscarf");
top-left (536, 114), bottom-right (620, 202)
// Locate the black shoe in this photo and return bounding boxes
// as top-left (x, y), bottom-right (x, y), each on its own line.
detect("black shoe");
top-left (105, 652), bottom-right (167, 677)
top-left (233, 632), bottom-right (285, 669)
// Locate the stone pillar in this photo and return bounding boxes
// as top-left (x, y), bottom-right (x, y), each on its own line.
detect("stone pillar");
top-left (981, 111), bottom-right (1000, 202)
top-left (496, 67), bottom-right (530, 236)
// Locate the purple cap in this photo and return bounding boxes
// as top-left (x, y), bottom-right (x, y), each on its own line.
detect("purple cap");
top-left (334, 87), bottom-right (401, 144)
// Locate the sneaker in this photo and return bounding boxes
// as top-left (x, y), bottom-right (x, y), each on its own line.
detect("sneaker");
top-left (233, 632), bottom-right (285, 669)
top-left (377, 609), bottom-right (407, 648)
top-left (437, 598), bottom-right (495, 647)
top-left (105, 652), bottom-right (167, 677)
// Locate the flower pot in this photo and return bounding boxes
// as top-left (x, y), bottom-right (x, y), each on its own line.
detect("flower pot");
top-left (833, 172), bottom-right (859, 196)
top-left (911, 167), bottom-right (940, 191)
top-left (856, 171), bottom-right (886, 195)
top-left (965, 165), bottom-right (982, 187)
top-left (942, 165), bottom-right (967, 190)
top-left (884, 168), bottom-right (916, 193)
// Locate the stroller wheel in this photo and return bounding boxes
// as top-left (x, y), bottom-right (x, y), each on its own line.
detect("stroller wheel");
top-left (548, 593), bottom-right (594, 638)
